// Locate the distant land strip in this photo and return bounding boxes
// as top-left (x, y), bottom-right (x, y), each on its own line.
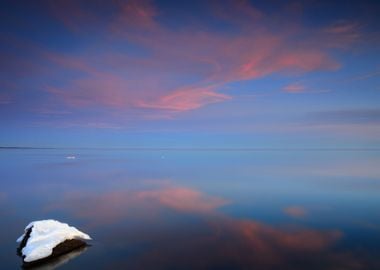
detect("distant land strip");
top-left (1, 146), bottom-right (380, 151)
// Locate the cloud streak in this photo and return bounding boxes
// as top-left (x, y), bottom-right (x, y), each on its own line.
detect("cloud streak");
top-left (137, 85), bottom-right (231, 111)
top-left (308, 109), bottom-right (380, 125)
top-left (1, 0), bottom-right (377, 136)
top-left (20, 1), bottom-right (353, 116)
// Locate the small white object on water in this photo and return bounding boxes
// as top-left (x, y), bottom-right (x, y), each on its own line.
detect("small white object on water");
top-left (17, 219), bottom-right (91, 263)
top-left (66, 156), bottom-right (76, 160)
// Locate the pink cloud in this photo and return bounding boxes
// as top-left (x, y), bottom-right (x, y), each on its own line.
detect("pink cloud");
top-left (115, 0), bottom-right (158, 31)
top-left (136, 85), bottom-right (231, 111)
top-left (283, 83), bottom-right (306, 93)
top-left (283, 206), bottom-right (307, 217)
top-left (324, 22), bottom-right (360, 34)
top-left (37, 0), bottom-right (358, 121)
top-left (322, 21), bottom-right (361, 48)
top-left (45, 75), bottom-right (133, 108)
top-left (274, 50), bottom-right (340, 72)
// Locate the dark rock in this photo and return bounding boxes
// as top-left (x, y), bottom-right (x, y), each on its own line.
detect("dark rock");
top-left (17, 227), bottom-right (33, 256)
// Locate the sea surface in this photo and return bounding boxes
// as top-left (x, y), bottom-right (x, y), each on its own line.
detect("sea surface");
top-left (1, 148), bottom-right (380, 269)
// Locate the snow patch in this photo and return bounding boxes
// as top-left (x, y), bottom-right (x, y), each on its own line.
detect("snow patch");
top-left (17, 219), bottom-right (91, 262)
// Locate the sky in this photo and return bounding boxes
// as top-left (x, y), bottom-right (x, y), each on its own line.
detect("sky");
top-left (0, 0), bottom-right (379, 148)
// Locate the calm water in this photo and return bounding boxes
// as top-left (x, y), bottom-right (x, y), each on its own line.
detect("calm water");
top-left (1, 149), bottom-right (380, 269)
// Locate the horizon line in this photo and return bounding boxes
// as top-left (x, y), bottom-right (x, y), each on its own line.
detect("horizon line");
top-left (1, 146), bottom-right (380, 151)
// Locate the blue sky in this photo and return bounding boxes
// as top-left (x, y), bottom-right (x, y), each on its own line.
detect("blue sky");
top-left (0, 0), bottom-right (379, 148)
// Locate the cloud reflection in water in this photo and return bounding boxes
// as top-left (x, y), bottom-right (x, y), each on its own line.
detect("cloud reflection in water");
top-left (46, 181), bottom-right (359, 269)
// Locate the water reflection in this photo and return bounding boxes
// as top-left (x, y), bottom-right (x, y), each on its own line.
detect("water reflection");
top-left (283, 206), bottom-right (307, 218)
top-left (22, 246), bottom-right (88, 270)
top-left (105, 218), bottom-right (343, 270)
top-left (48, 185), bottom-right (228, 225)
top-left (1, 149), bottom-right (380, 269)
top-left (48, 182), bottom-right (352, 269)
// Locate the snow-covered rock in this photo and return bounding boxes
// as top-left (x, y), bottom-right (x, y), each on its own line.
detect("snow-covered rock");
top-left (17, 219), bottom-right (91, 263)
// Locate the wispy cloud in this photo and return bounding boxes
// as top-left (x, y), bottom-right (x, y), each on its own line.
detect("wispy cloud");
top-left (283, 83), bottom-right (306, 94)
top-left (308, 109), bottom-right (380, 124)
top-left (284, 206), bottom-right (307, 217)
top-left (1, 0), bottom-right (375, 132)
top-left (136, 85), bottom-right (231, 111)
top-left (39, 0), bottom-right (349, 118)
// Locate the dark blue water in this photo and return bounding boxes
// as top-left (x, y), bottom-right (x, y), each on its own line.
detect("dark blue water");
top-left (1, 149), bottom-right (380, 269)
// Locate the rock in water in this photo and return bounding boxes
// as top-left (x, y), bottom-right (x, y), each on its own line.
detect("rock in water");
top-left (16, 220), bottom-right (91, 266)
